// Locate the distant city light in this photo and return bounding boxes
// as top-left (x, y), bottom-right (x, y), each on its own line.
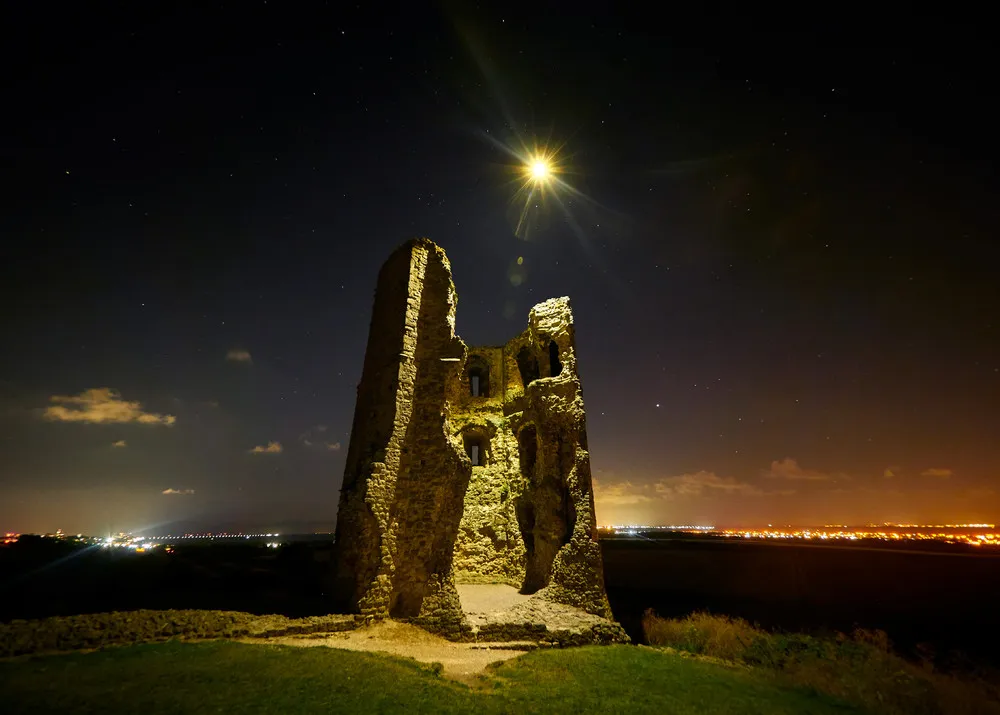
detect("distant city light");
top-left (600, 524), bottom-right (715, 532)
top-left (596, 523), bottom-right (999, 548)
top-left (0, 529), bottom-right (289, 553)
top-left (8, 524), bottom-right (995, 554)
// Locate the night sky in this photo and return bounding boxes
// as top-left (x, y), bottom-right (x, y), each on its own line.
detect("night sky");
top-left (2, 6), bottom-right (997, 534)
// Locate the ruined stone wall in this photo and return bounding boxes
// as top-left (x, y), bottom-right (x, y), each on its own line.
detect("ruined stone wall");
top-left (333, 239), bottom-right (470, 633)
top-left (444, 347), bottom-right (521, 585)
top-left (516, 299), bottom-right (610, 618)
top-left (336, 239), bottom-right (613, 630)
top-left (449, 299), bottom-right (611, 619)
top-left (332, 244), bottom-right (415, 610)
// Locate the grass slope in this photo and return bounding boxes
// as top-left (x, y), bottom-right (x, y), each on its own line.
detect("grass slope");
top-left (643, 610), bottom-right (1000, 715)
top-left (493, 645), bottom-right (857, 714)
top-left (0, 640), bottom-right (858, 715)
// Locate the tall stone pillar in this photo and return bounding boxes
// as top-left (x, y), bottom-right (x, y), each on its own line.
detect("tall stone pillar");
top-left (332, 238), bottom-right (470, 634)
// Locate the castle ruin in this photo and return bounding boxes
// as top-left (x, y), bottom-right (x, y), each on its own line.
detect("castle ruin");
top-left (332, 238), bottom-right (616, 638)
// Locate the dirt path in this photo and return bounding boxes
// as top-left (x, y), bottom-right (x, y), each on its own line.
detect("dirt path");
top-left (248, 620), bottom-right (528, 685)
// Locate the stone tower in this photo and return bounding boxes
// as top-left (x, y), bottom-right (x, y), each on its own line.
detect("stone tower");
top-left (333, 238), bottom-right (612, 635)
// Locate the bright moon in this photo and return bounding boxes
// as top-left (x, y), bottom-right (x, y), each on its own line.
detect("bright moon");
top-left (530, 159), bottom-right (550, 181)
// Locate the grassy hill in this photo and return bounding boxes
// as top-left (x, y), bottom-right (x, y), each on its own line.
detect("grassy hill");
top-left (0, 640), bottom-right (857, 715)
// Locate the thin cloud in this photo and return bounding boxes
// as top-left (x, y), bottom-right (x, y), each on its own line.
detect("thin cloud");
top-left (655, 471), bottom-right (765, 498)
top-left (162, 488), bottom-right (195, 495)
top-left (765, 458), bottom-right (831, 481)
top-left (226, 348), bottom-right (253, 364)
top-left (300, 425), bottom-right (335, 450)
top-left (592, 477), bottom-right (653, 506)
top-left (111, 440), bottom-right (127, 448)
top-left (964, 487), bottom-right (995, 498)
top-left (883, 467), bottom-right (897, 478)
top-left (42, 388), bottom-right (176, 426)
top-left (921, 468), bottom-right (953, 478)
top-left (593, 470), bottom-right (777, 507)
top-left (249, 441), bottom-right (283, 454)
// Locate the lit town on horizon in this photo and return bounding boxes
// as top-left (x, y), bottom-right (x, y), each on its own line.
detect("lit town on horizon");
top-left (7, 521), bottom-right (999, 551)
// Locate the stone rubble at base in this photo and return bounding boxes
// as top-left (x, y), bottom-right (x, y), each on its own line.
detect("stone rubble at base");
top-left (332, 238), bottom-right (627, 645)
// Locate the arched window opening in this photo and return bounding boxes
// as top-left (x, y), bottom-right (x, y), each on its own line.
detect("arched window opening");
top-left (470, 368), bottom-right (483, 397)
top-left (517, 347), bottom-right (540, 388)
top-left (466, 356), bottom-right (490, 398)
top-left (463, 431), bottom-right (489, 467)
top-left (548, 341), bottom-right (562, 377)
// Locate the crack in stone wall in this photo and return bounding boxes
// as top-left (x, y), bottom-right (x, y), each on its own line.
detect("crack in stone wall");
top-left (334, 239), bottom-right (613, 631)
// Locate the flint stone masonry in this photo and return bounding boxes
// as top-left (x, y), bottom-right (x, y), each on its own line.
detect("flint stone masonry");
top-left (333, 238), bottom-right (618, 639)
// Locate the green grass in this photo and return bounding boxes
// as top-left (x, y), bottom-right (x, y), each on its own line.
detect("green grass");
top-left (489, 645), bottom-right (858, 714)
top-left (0, 640), bottom-right (859, 715)
top-left (643, 610), bottom-right (1000, 715)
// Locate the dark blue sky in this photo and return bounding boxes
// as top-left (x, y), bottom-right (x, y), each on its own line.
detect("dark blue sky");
top-left (2, 5), bottom-right (997, 533)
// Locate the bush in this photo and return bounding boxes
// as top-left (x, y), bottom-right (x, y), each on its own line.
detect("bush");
top-left (642, 610), bottom-right (757, 662)
top-left (642, 610), bottom-right (1000, 715)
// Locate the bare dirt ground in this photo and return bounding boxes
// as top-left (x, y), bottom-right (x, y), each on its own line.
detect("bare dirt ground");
top-left (250, 585), bottom-right (612, 684)
top-left (457, 583), bottom-right (531, 615)
top-left (251, 620), bottom-right (529, 685)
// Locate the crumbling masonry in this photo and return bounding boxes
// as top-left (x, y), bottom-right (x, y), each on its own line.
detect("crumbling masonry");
top-left (333, 238), bottom-right (613, 636)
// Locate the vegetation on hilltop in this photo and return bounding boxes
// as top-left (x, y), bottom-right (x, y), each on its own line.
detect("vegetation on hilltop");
top-left (0, 610), bottom-right (354, 658)
top-left (643, 610), bottom-right (1000, 715)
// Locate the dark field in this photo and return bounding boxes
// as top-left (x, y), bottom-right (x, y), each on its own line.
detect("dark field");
top-left (602, 537), bottom-right (1000, 665)
top-left (3, 535), bottom-right (998, 666)
top-left (0, 536), bottom-right (335, 621)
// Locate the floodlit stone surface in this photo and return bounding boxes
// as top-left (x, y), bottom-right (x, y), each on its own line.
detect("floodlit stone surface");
top-left (333, 238), bottom-right (616, 638)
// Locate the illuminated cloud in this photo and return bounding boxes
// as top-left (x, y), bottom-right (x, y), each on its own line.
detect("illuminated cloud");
top-left (655, 471), bottom-right (764, 498)
top-left (593, 470), bottom-right (773, 508)
top-left (921, 468), bottom-right (953, 478)
top-left (111, 440), bottom-right (127, 448)
top-left (226, 348), bottom-right (253, 364)
top-left (592, 477), bottom-right (653, 506)
top-left (249, 441), bottom-right (283, 454)
top-left (764, 458), bottom-right (830, 481)
top-left (42, 388), bottom-right (176, 426)
top-left (883, 467), bottom-right (897, 478)
top-left (300, 425), bottom-right (334, 449)
top-left (162, 488), bottom-right (194, 495)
